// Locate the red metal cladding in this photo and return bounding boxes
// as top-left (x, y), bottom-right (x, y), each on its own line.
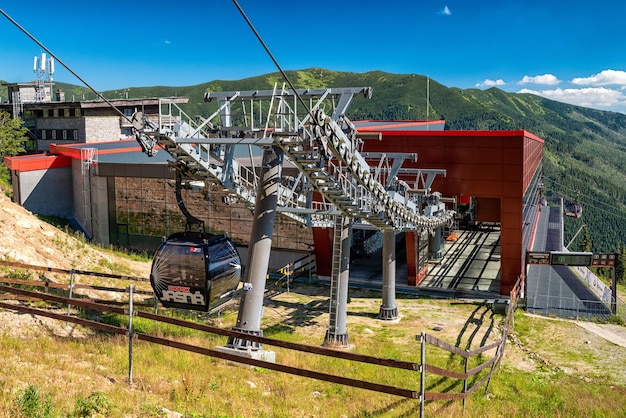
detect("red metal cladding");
top-left (311, 129), bottom-right (544, 295)
top-left (4, 154), bottom-right (71, 172)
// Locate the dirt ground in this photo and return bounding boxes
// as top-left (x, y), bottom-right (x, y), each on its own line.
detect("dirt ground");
top-left (0, 192), bottom-right (150, 276)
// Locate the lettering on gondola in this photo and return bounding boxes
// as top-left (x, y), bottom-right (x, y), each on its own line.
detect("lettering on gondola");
top-left (161, 288), bottom-right (206, 306)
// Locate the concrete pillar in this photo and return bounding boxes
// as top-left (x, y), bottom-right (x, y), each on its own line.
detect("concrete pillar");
top-left (429, 227), bottom-right (443, 260)
top-left (379, 230), bottom-right (399, 320)
top-left (227, 146), bottom-right (283, 351)
top-left (323, 216), bottom-right (351, 348)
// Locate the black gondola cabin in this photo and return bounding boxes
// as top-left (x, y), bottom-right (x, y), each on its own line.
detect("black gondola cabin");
top-left (150, 232), bottom-right (241, 311)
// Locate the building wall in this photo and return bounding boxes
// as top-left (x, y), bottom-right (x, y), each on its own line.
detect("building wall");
top-left (11, 167), bottom-right (73, 217)
top-left (84, 116), bottom-right (123, 143)
top-left (37, 116), bottom-right (86, 150)
top-left (354, 130), bottom-right (544, 295)
top-left (91, 175), bottom-right (110, 246)
top-left (71, 159), bottom-right (92, 238)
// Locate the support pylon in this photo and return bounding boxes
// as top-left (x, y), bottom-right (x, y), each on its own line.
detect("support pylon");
top-left (323, 215), bottom-right (351, 348)
top-left (379, 229), bottom-right (399, 320)
top-left (227, 146), bottom-right (283, 350)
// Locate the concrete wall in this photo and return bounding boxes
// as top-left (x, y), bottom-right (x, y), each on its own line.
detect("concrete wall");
top-left (71, 160), bottom-right (90, 237)
top-left (13, 167), bottom-right (73, 217)
top-left (91, 175), bottom-right (109, 246)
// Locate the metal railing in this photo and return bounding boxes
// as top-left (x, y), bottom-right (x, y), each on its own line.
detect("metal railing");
top-left (527, 294), bottom-right (626, 322)
top-left (0, 261), bottom-right (523, 416)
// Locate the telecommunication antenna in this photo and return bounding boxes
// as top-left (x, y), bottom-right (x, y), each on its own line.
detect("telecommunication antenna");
top-left (34, 52), bottom-right (54, 82)
top-left (33, 52), bottom-right (54, 102)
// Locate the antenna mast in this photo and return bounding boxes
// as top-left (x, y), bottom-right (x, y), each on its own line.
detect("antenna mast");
top-left (33, 52), bottom-right (54, 102)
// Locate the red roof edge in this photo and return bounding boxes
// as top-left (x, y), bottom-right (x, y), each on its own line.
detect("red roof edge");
top-left (5, 154), bottom-right (72, 172)
top-left (374, 129), bottom-right (544, 143)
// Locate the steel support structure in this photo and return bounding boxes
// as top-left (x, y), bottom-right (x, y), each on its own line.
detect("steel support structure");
top-left (133, 87), bottom-right (455, 351)
top-left (324, 215), bottom-right (352, 347)
top-left (227, 145), bottom-right (283, 350)
top-left (379, 230), bottom-right (399, 320)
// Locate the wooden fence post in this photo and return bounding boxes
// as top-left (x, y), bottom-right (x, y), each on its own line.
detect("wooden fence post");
top-left (420, 331), bottom-right (426, 418)
top-left (66, 269), bottom-right (75, 317)
top-left (128, 284), bottom-right (134, 385)
top-left (462, 355), bottom-right (468, 408)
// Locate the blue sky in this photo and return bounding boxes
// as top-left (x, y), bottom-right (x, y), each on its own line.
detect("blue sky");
top-left (2, 1), bottom-right (626, 113)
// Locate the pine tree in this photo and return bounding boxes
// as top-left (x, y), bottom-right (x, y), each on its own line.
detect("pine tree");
top-left (616, 244), bottom-right (626, 285)
top-left (580, 226), bottom-right (592, 252)
top-left (0, 110), bottom-right (27, 158)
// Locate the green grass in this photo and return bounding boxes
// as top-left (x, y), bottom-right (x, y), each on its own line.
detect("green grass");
top-left (0, 291), bottom-right (625, 417)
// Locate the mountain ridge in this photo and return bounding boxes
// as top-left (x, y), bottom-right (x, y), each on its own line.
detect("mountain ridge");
top-left (6, 68), bottom-right (626, 251)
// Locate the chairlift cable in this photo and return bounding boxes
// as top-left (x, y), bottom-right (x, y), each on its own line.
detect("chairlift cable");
top-left (542, 176), bottom-right (626, 214)
top-left (543, 184), bottom-right (626, 221)
top-left (231, 0), bottom-right (311, 117)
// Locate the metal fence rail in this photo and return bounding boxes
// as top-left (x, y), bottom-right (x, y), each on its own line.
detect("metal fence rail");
top-left (0, 261), bottom-right (522, 415)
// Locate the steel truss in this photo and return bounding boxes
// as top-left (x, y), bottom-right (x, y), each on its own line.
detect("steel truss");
top-left (133, 86), bottom-right (454, 232)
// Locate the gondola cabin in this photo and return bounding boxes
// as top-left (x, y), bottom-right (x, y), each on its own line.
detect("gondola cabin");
top-left (564, 202), bottom-right (583, 218)
top-left (150, 232), bottom-right (241, 311)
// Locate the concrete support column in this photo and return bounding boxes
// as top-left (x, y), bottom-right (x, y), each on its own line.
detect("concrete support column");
top-left (323, 216), bottom-right (351, 348)
top-left (429, 227), bottom-right (443, 260)
top-left (227, 146), bottom-right (283, 351)
top-left (379, 230), bottom-right (399, 320)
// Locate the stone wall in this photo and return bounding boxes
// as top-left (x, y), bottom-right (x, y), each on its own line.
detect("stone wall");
top-left (84, 116), bottom-right (123, 142)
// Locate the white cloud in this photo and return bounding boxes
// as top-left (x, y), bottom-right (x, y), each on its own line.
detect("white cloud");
top-left (475, 79), bottom-right (506, 88)
top-left (440, 6), bottom-right (451, 15)
top-left (164, 40), bottom-right (172, 45)
top-left (571, 69), bottom-right (626, 86)
top-left (518, 74), bottom-right (560, 86)
top-left (518, 86), bottom-right (626, 112)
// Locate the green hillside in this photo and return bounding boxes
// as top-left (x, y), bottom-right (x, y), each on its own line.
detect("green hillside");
top-left (40, 70), bottom-right (626, 252)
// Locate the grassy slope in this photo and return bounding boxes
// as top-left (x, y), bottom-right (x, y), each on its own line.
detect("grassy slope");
top-left (1, 284), bottom-right (625, 417)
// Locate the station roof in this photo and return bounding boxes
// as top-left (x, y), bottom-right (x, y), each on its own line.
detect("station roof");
top-left (5, 124), bottom-right (544, 173)
top-left (50, 141), bottom-right (174, 164)
top-left (5, 153), bottom-right (71, 172)
top-left (353, 120), bottom-right (446, 131)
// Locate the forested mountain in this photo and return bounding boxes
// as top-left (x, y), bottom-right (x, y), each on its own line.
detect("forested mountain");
top-left (29, 70), bottom-right (626, 251)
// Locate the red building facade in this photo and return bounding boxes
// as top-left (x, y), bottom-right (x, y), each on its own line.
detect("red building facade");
top-left (313, 129), bottom-right (544, 296)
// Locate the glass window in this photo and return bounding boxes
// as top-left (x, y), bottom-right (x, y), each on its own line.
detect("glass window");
top-left (156, 242), bottom-right (207, 289)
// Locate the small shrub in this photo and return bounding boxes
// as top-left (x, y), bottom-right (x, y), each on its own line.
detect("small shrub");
top-left (6, 267), bottom-right (33, 280)
top-left (607, 315), bottom-right (625, 326)
top-left (71, 391), bottom-right (111, 417)
top-left (15, 384), bottom-right (55, 418)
